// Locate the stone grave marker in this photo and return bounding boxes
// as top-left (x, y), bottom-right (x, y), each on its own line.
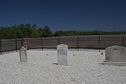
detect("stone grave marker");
top-left (19, 47), bottom-right (27, 62)
top-left (57, 44), bottom-right (68, 66)
top-left (102, 45), bottom-right (126, 66)
top-left (105, 45), bottom-right (126, 62)
top-left (19, 38), bottom-right (28, 62)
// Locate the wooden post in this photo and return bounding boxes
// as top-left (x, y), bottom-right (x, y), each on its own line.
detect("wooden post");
top-left (41, 37), bottom-right (43, 50)
top-left (0, 39), bottom-right (2, 55)
top-left (77, 36), bottom-right (79, 51)
top-left (15, 38), bottom-right (18, 52)
top-left (58, 36), bottom-right (60, 45)
top-left (99, 35), bottom-right (101, 52)
top-left (123, 34), bottom-right (125, 47)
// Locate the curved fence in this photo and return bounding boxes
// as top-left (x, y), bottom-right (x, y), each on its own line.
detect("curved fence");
top-left (0, 35), bottom-right (126, 54)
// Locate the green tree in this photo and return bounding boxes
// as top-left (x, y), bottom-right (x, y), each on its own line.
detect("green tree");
top-left (40, 25), bottom-right (52, 37)
top-left (31, 24), bottom-right (39, 37)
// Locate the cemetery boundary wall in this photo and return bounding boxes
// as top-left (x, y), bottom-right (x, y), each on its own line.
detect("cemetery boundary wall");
top-left (0, 35), bottom-right (126, 54)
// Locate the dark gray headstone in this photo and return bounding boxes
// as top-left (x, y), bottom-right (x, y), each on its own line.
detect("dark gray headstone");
top-left (57, 44), bottom-right (68, 66)
top-left (19, 47), bottom-right (27, 62)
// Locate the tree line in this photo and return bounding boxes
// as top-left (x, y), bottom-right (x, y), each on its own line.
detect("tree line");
top-left (0, 24), bottom-right (125, 39)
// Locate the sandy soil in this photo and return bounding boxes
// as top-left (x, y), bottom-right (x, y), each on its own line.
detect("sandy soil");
top-left (0, 49), bottom-right (126, 84)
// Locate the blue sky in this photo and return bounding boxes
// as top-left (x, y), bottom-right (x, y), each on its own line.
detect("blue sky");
top-left (0, 0), bottom-right (126, 31)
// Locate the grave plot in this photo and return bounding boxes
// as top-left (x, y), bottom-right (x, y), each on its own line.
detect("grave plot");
top-left (0, 49), bottom-right (126, 84)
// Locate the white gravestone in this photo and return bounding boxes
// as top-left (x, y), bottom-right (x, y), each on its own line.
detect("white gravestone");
top-left (102, 45), bottom-right (126, 66)
top-left (19, 47), bottom-right (27, 62)
top-left (57, 44), bottom-right (68, 66)
top-left (105, 45), bottom-right (126, 62)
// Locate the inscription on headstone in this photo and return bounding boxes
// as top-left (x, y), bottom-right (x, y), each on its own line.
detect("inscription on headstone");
top-left (19, 47), bottom-right (27, 62)
top-left (57, 44), bottom-right (68, 66)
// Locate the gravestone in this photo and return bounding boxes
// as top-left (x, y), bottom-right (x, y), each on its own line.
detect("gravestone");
top-left (102, 45), bottom-right (126, 66)
top-left (57, 44), bottom-right (68, 66)
top-left (19, 47), bottom-right (27, 62)
top-left (21, 38), bottom-right (28, 49)
top-left (105, 45), bottom-right (126, 62)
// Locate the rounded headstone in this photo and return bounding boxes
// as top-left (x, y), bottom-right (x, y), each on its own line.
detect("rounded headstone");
top-left (105, 45), bottom-right (126, 62)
